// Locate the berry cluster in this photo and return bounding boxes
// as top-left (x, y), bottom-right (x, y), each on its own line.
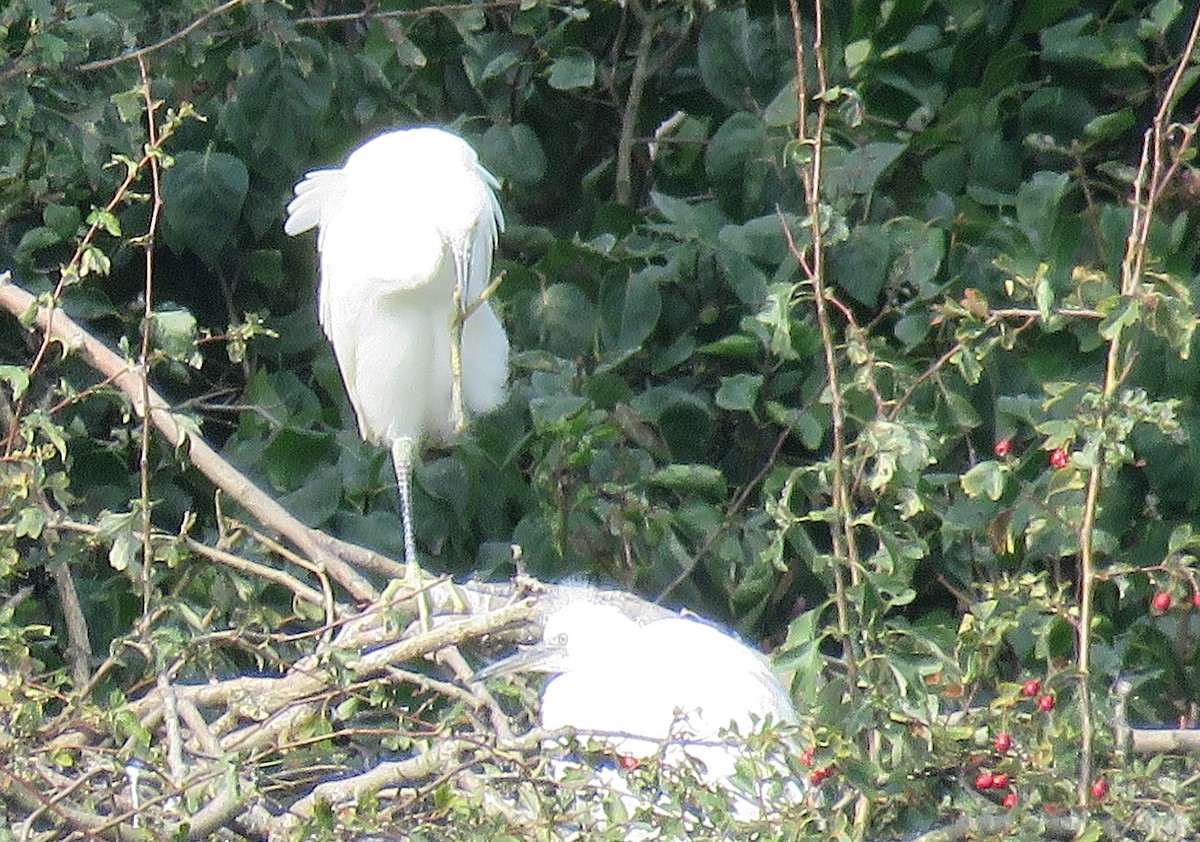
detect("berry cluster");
top-left (990, 439), bottom-right (1072, 469)
top-left (1150, 589), bottom-right (1200, 613)
top-left (799, 746), bottom-right (833, 786)
top-left (970, 678), bottom-right (1066, 810)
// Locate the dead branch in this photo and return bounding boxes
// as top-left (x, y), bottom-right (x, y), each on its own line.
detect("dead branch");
top-left (0, 271), bottom-right (377, 602)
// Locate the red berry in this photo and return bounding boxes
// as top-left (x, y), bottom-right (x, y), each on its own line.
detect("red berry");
top-left (1152, 591), bottom-right (1172, 612)
top-left (810, 766), bottom-right (831, 785)
top-left (1192, 591), bottom-right (1200, 609)
top-left (974, 773), bottom-right (994, 791)
top-left (994, 732), bottom-right (1012, 752)
top-left (1038, 694), bottom-right (1055, 712)
top-left (1049, 448), bottom-right (1069, 468)
top-left (1021, 679), bottom-right (1041, 697)
top-left (619, 755), bottom-right (639, 770)
top-left (1091, 777), bottom-right (1108, 800)
top-left (994, 439), bottom-right (1012, 457)
top-left (799, 747), bottom-right (815, 768)
top-left (1003, 791), bottom-right (1018, 809)
top-left (991, 773), bottom-right (1010, 789)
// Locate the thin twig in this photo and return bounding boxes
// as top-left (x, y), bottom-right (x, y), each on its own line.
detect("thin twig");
top-left (136, 56), bottom-right (162, 618)
top-left (1075, 4), bottom-right (1200, 805)
top-left (75, 0), bottom-right (244, 73)
top-left (784, 0), bottom-right (859, 689)
top-left (0, 276), bottom-right (378, 603)
top-left (294, 0), bottom-right (522, 27)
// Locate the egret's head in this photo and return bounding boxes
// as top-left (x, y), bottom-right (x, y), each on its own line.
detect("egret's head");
top-left (475, 599), bottom-right (638, 681)
top-left (344, 126), bottom-right (478, 176)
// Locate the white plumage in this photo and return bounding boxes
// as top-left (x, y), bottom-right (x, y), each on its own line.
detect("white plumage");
top-left (285, 126), bottom-right (508, 572)
top-left (477, 592), bottom-right (799, 820)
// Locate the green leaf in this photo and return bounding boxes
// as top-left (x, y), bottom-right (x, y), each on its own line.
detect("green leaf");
top-left (1084, 108), bottom-right (1134, 141)
top-left (616, 268), bottom-right (662, 352)
top-left (110, 88), bottom-right (145, 124)
top-left (547, 47), bottom-right (595, 90)
top-left (15, 507), bottom-right (45, 539)
top-left (1016, 171), bottom-right (1070, 242)
top-left (150, 308), bottom-right (202, 369)
top-left (648, 464), bottom-right (727, 497)
top-left (43, 204), bottom-right (80, 238)
top-left (1098, 295), bottom-right (1140, 341)
top-left (697, 8), bottom-right (777, 108)
top-left (828, 224), bottom-right (890, 308)
top-left (160, 150), bottom-right (250, 264)
top-left (529, 394), bottom-right (589, 430)
top-left (960, 461), bottom-right (1006, 500)
top-left (532, 283), bottom-right (595, 358)
top-left (263, 428), bottom-right (337, 492)
top-left (480, 123), bottom-right (547, 185)
top-left (706, 111), bottom-right (770, 218)
top-left (825, 142), bottom-right (906, 197)
top-left (715, 373), bottom-right (763, 412)
top-left (0, 365), bottom-right (30, 400)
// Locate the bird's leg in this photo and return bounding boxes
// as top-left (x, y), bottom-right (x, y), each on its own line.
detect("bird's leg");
top-left (449, 281), bottom-right (467, 435)
top-left (391, 436), bottom-right (430, 629)
top-left (450, 268), bottom-right (505, 436)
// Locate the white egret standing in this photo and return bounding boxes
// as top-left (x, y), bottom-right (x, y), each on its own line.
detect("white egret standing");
top-left (284, 126), bottom-right (508, 580)
top-left (476, 589), bottom-right (799, 819)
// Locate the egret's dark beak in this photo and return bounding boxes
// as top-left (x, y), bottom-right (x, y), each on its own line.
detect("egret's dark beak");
top-left (472, 641), bottom-right (565, 683)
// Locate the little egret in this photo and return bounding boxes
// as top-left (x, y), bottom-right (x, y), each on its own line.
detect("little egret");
top-left (284, 126), bottom-right (508, 579)
top-left (477, 590), bottom-right (799, 819)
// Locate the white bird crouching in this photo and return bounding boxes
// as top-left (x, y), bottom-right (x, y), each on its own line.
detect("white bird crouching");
top-left (477, 591), bottom-right (800, 822)
top-left (284, 126), bottom-right (508, 575)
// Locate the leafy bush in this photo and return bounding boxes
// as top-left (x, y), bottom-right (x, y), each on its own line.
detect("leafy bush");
top-left (1, 0), bottom-right (1200, 838)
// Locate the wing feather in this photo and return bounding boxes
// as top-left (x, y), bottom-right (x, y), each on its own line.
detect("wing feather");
top-left (283, 169), bottom-right (346, 240)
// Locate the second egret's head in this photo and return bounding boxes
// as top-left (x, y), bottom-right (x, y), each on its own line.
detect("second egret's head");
top-left (475, 599), bottom-right (639, 681)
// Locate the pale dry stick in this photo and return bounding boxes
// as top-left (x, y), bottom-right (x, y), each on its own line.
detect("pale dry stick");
top-left (176, 698), bottom-right (223, 758)
top-left (1130, 728), bottom-right (1200, 754)
top-left (271, 729), bottom-right (554, 840)
top-left (0, 273), bottom-right (377, 603)
top-left (183, 535), bottom-right (328, 611)
top-left (270, 739), bottom-right (462, 838)
top-left (1075, 5), bottom-right (1200, 804)
top-left (217, 600), bottom-right (536, 755)
top-left (158, 676), bottom-right (185, 798)
top-left (383, 666), bottom-right (482, 708)
top-left (49, 554), bottom-right (92, 689)
top-left (437, 644), bottom-right (516, 741)
top-left (11, 765), bottom-right (113, 842)
top-left (246, 526), bottom-right (339, 650)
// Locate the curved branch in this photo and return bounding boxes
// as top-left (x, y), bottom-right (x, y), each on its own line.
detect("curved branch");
top-left (0, 272), bottom-right (377, 602)
top-left (75, 0), bottom-right (245, 73)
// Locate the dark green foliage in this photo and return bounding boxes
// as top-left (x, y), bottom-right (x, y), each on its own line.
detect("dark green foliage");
top-left (2, 0), bottom-right (1200, 838)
